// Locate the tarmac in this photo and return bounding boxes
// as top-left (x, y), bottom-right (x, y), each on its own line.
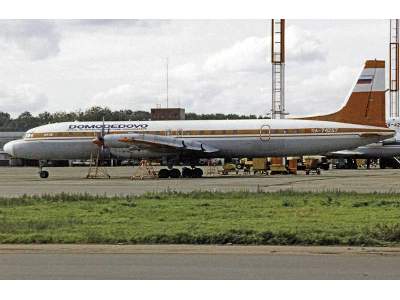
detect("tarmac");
top-left (1, 166), bottom-right (400, 196)
top-left (1, 245), bottom-right (400, 279)
top-left (1, 168), bottom-right (400, 279)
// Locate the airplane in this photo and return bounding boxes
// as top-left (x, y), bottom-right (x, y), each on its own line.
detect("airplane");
top-left (4, 59), bottom-right (395, 179)
top-left (326, 117), bottom-right (400, 168)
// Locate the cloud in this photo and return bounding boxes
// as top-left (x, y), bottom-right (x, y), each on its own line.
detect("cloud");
top-left (90, 83), bottom-right (163, 111)
top-left (0, 20), bottom-right (61, 60)
top-left (204, 36), bottom-right (267, 73)
top-left (170, 63), bottom-right (199, 80)
top-left (166, 27), bottom-right (327, 114)
top-left (0, 84), bottom-right (48, 115)
top-left (202, 26), bottom-right (327, 74)
top-left (61, 20), bottom-right (168, 36)
top-left (0, 20), bottom-right (379, 117)
top-left (288, 65), bottom-right (359, 116)
top-left (286, 26), bottom-right (327, 63)
top-left (73, 19), bottom-right (167, 28)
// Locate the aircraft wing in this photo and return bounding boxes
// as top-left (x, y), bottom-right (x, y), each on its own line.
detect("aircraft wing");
top-left (104, 133), bottom-right (219, 153)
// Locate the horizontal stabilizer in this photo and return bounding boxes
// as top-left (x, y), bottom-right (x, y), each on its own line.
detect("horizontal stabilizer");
top-left (358, 132), bottom-right (393, 138)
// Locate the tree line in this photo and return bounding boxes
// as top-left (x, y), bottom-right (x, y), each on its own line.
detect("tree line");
top-left (0, 106), bottom-right (265, 132)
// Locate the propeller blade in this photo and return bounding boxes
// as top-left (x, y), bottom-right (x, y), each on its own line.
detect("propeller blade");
top-left (101, 117), bottom-right (105, 138)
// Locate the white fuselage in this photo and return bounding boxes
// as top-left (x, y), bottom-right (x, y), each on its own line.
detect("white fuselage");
top-left (3, 119), bottom-right (395, 161)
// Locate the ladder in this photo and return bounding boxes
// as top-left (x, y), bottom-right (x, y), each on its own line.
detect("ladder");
top-left (86, 150), bottom-right (111, 179)
top-left (131, 160), bottom-right (157, 180)
top-left (206, 159), bottom-right (218, 176)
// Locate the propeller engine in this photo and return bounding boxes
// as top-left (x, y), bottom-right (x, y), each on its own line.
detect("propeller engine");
top-left (92, 118), bottom-right (112, 160)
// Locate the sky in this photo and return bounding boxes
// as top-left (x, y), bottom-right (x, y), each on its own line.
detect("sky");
top-left (0, 19), bottom-right (389, 117)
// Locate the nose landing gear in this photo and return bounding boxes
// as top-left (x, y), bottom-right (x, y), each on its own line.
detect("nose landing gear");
top-left (38, 160), bottom-right (49, 178)
top-left (39, 170), bottom-right (49, 178)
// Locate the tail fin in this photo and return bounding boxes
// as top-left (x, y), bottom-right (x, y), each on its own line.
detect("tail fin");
top-left (300, 60), bottom-right (386, 127)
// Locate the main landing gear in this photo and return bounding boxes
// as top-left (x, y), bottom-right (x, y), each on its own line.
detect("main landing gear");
top-left (158, 166), bottom-right (203, 178)
top-left (182, 167), bottom-right (203, 178)
top-left (38, 161), bottom-right (49, 178)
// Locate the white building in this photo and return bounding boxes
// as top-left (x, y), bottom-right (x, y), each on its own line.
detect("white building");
top-left (0, 132), bottom-right (24, 166)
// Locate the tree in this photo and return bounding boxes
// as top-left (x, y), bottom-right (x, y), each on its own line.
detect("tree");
top-left (0, 112), bottom-right (11, 127)
top-left (38, 112), bottom-right (53, 124)
top-left (0, 107), bottom-right (260, 131)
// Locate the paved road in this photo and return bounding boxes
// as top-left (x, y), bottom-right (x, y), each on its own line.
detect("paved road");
top-left (1, 245), bottom-right (400, 279)
top-left (1, 167), bottom-right (400, 196)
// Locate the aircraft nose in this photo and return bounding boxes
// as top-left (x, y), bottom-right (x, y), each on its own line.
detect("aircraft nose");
top-left (3, 140), bottom-right (15, 157)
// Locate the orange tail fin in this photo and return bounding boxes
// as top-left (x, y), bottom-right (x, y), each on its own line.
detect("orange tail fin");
top-left (299, 60), bottom-right (386, 127)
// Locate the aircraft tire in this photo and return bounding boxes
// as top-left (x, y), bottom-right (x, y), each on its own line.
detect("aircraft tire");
top-left (182, 167), bottom-right (193, 178)
top-left (170, 168), bottom-right (181, 178)
top-left (39, 170), bottom-right (49, 179)
top-left (192, 168), bottom-right (203, 178)
top-left (158, 169), bottom-right (170, 178)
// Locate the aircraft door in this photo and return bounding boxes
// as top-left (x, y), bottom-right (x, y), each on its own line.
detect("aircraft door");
top-left (177, 128), bottom-right (183, 138)
top-left (260, 124), bottom-right (271, 141)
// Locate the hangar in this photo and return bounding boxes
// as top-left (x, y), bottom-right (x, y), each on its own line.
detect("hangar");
top-left (0, 132), bottom-right (24, 166)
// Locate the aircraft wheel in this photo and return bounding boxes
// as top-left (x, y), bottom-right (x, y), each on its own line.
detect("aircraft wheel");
top-left (39, 170), bottom-right (49, 179)
top-left (192, 168), bottom-right (203, 178)
top-left (158, 169), bottom-right (170, 178)
top-left (182, 167), bottom-right (193, 178)
top-left (170, 168), bottom-right (181, 178)
top-left (379, 159), bottom-right (386, 169)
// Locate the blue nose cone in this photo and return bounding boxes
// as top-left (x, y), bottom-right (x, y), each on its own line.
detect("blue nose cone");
top-left (3, 141), bottom-right (15, 157)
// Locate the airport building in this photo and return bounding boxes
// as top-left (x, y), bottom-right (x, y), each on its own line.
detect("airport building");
top-left (0, 132), bottom-right (24, 166)
top-left (151, 108), bottom-right (185, 120)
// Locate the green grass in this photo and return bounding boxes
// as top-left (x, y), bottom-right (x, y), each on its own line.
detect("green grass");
top-left (1, 191), bottom-right (400, 245)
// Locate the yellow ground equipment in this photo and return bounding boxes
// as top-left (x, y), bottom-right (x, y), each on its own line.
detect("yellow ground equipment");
top-left (220, 163), bottom-right (238, 175)
top-left (303, 156), bottom-right (321, 175)
top-left (287, 158), bottom-right (299, 175)
top-left (252, 158), bottom-right (268, 175)
top-left (269, 157), bottom-right (288, 175)
top-left (237, 158), bottom-right (253, 174)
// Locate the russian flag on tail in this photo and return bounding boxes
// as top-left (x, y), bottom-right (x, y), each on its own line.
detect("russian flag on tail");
top-left (357, 75), bottom-right (374, 84)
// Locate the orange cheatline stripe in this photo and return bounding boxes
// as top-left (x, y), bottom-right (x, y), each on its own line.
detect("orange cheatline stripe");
top-left (25, 127), bottom-right (393, 140)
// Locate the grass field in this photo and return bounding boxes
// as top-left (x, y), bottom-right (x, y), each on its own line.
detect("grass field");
top-left (1, 191), bottom-right (400, 245)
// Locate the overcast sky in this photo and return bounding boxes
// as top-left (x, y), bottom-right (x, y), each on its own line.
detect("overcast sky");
top-left (0, 20), bottom-right (389, 117)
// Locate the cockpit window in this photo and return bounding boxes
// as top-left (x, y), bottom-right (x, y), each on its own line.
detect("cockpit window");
top-left (24, 133), bottom-right (33, 139)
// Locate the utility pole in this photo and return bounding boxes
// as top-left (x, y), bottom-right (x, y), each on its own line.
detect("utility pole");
top-left (390, 19), bottom-right (399, 119)
top-left (271, 19), bottom-right (287, 119)
top-left (166, 57), bottom-right (169, 108)
top-left (269, 20), bottom-right (288, 173)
